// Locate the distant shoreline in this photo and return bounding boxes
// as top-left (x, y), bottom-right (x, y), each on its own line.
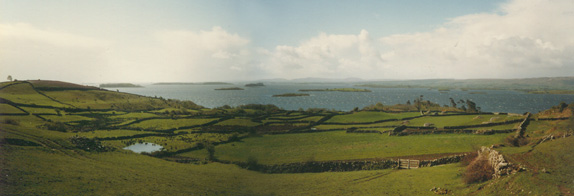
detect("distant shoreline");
top-left (100, 83), bottom-right (142, 88)
top-left (299, 88), bottom-right (371, 92)
top-left (154, 82), bottom-right (233, 85)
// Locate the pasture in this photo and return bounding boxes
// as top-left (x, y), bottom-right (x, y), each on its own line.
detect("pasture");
top-left (1, 80), bottom-right (573, 195)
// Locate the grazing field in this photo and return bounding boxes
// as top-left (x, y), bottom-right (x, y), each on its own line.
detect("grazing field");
top-left (1, 80), bottom-right (573, 195)
top-left (215, 118), bottom-right (261, 127)
top-left (128, 118), bottom-right (219, 130)
top-left (325, 111), bottom-right (420, 123)
top-left (180, 131), bottom-right (510, 164)
top-left (405, 114), bottom-right (524, 128)
top-left (0, 104), bottom-right (25, 114)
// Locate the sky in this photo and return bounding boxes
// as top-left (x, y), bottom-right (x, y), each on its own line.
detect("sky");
top-left (1, 0), bottom-right (573, 83)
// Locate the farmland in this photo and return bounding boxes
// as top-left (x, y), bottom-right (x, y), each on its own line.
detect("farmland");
top-left (1, 80), bottom-right (573, 195)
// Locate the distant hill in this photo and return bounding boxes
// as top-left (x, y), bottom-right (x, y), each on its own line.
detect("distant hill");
top-left (357, 77), bottom-right (574, 93)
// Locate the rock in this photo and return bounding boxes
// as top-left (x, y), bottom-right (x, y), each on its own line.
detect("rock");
top-left (479, 146), bottom-right (513, 178)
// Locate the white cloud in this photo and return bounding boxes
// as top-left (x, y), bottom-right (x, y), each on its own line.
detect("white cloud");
top-left (0, 24), bottom-right (257, 83)
top-left (2, 0), bottom-right (573, 83)
top-left (260, 29), bottom-right (386, 79)
top-left (0, 23), bottom-right (112, 82)
top-left (134, 26), bottom-right (255, 82)
top-left (377, 0), bottom-right (574, 79)
top-left (260, 0), bottom-right (574, 80)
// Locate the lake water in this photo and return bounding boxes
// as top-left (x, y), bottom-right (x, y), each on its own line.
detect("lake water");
top-left (108, 83), bottom-right (574, 114)
top-left (123, 143), bottom-right (163, 153)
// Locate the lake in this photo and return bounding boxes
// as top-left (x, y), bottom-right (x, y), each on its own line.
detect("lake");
top-left (107, 83), bottom-right (574, 114)
top-left (123, 143), bottom-right (163, 153)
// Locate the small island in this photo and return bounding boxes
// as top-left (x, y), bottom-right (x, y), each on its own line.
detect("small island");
top-left (100, 83), bottom-right (142, 88)
top-left (272, 93), bottom-right (310, 97)
top-left (527, 90), bottom-right (574, 94)
top-left (245, 83), bottom-right (265, 87)
top-left (299, 88), bottom-right (371, 92)
top-left (215, 87), bottom-right (244, 90)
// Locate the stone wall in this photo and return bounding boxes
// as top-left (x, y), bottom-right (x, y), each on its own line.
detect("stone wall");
top-left (478, 147), bottom-right (512, 178)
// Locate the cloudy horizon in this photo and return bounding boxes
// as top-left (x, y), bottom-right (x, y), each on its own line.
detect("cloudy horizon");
top-left (1, 0), bottom-right (573, 83)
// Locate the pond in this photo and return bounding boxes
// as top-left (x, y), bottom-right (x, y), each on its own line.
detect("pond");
top-left (123, 142), bottom-right (163, 153)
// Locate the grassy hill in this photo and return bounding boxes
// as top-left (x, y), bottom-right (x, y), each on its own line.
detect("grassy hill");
top-left (1, 80), bottom-right (573, 195)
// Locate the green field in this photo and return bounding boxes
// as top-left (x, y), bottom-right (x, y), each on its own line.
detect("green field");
top-left (128, 118), bottom-right (218, 130)
top-left (1, 80), bottom-right (573, 195)
top-left (326, 111), bottom-right (420, 123)
top-left (0, 104), bottom-right (25, 114)
top-left (179, 131), bottom-right (510, 164)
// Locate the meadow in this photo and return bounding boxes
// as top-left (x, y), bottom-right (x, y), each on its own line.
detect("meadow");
top-left (1, 80), bottom-right (573, 195)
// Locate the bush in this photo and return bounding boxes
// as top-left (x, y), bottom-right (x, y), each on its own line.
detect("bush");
top-left (463, 158), bottom-right (494, 184)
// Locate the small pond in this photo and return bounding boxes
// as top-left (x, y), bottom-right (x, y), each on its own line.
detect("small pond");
top-left (123, 143), bottom-right (163, 153)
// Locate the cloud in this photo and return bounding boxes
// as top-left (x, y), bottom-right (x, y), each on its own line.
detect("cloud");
top-left (260, 29), bottom-right (386, 79)
top-left (377, 0), bottom-right (574, 79)
top-left (111, 26), bottom-right (256, 82)
top-left (2, 0), bottom-right (572, 83)
top-left (260, 0), bottom-right (574, 80)
top-left (0, 23), bottom-right (112, 82)
top-left (0, 24), bottom-right (257, 83)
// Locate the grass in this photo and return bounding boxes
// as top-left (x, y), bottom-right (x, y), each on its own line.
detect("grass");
top-left (40, 115), bottom-right (94, 123)
top-left (0, 104), bottom-right (25, 114)
top-left (108, 112), bottom-right (159, 119)
top-left (0, 83), bottom-right (69, 107)
top-left (215, 118), bottom-right (260, 127)
top-left (73, 130), bottom-right (161, 138)
top-left (19, 106), bottom-right (58, 114)
top-left (1, 143), bottom-right (476, 196)
top-left (406, 114), bottom-right (523, 128)
top-left (2, 80), bottom-right (573, 195)
top-left (479, 137), bottom-right (574, 195)
top-left (326, 111), bottom-right (420, 123)
top-left (180, 131), bottom-right (510, 164)
top-left (128, 118), bottom-right (218, 130)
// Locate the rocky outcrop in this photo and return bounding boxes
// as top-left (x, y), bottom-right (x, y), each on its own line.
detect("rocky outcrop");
top-left (478, 147), bottom-right (512, 178)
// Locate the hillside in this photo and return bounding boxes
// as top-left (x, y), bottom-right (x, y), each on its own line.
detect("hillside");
top-left (1, 80), bottom-right (573, 195)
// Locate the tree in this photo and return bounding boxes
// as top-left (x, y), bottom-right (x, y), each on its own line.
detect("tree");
top-left (449, 98), bottom-right (457, 108)
top-left (466, 99), bottom-right (478, 113)
top-left (7, 75), bottom-right (12, 81)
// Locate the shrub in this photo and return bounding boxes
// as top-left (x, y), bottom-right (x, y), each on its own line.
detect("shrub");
top-left (463, 158), bottom-right (494, 184)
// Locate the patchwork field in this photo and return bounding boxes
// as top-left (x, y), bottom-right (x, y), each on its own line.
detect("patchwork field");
top-left (1, 80), bottom-right (573, 195)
